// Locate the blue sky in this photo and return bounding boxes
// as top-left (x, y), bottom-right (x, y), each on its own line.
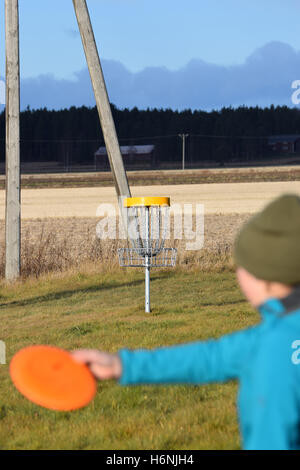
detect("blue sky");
top-left (1, 0), bottom-right (300, 110)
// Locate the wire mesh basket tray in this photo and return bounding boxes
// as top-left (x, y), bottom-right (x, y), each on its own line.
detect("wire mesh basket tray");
top-left (118, 247), bottom-right (177, 268)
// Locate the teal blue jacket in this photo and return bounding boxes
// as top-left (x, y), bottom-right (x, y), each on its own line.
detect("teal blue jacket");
top-left (119, 289), bottom-right (300, 450)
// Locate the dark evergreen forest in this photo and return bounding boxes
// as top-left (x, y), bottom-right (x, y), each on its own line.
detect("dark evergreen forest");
top-left (1, 104), bottom-right (300, 170)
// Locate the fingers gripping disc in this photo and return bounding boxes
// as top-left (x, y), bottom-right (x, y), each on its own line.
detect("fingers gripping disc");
top-left (10, 345), bottom-right (96, 411)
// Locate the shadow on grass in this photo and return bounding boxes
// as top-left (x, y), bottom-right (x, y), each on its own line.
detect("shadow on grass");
top-left (0, 272), bottom-right (171, 310)
top-left (199, 299), bottom-right (247, 307)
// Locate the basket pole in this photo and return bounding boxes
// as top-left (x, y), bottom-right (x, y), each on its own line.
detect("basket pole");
top-left (145, 206), bottom-right (151, 313)
top-left (145, 263), bottom-right (150, 313)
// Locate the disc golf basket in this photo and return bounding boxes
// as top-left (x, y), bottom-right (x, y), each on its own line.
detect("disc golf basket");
top-left (118, 197), bottom-right (177, 313)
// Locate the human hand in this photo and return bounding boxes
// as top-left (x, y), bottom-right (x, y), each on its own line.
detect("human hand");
top-left (71, 349), bottom-right (122, 381)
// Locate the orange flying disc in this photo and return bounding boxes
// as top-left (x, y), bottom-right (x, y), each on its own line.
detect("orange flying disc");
top-left (10, 345), bottom-right (96, 411)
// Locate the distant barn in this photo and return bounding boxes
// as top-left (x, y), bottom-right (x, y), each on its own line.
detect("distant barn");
top-left (268, 135), bottom-right (300, 154)
top-left (94, 144), bottom-right (155, 170)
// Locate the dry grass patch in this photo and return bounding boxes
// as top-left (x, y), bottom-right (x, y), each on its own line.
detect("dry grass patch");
top-left (0, 214), bottom-right (249, 279)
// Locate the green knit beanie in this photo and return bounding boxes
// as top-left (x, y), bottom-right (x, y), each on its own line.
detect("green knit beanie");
top-left (233, 194), bottom-right (300, 285)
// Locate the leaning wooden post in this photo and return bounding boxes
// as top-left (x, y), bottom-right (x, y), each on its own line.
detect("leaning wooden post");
top-left (5, 0), bottom-right (21, 281)
top-left (72, 0), bottom-right (131, 200)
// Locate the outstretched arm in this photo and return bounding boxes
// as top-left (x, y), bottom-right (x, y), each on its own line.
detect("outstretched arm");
top-left (72, 325), bottom-right (258, 385)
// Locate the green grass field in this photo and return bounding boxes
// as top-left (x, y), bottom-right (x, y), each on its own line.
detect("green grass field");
top-left (0, 268), bottom-right (260, 450)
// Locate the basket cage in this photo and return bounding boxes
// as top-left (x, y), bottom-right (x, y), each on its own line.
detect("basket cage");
top-left (118, 202), bottom-right (177, 268)
top-left (124, 205), bottom-right (170, 257)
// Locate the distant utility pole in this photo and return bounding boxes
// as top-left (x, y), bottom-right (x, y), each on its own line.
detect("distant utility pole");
top-left (72, 0), bottom-right (131, 199)
top-left (5, 0), bottom-right (21, 281)
top-left (178, 133), bottom-right (189, 170)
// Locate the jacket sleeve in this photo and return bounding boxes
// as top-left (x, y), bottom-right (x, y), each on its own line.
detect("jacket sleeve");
top-left (118, 326), bottom-right (259, 386)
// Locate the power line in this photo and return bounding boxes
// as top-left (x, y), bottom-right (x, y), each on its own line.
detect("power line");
top-left (1, 133), bottom-right (271, 143)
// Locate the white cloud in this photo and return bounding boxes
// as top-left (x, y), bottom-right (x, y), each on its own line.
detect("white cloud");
top-left (19, 41), bottom-right (300, 111)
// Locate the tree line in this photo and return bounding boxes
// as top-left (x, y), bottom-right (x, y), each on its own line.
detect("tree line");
top-left (0, 104), bottom-right (300, 167)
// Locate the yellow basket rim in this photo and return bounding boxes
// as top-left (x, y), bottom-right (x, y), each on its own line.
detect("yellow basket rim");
top-left (123, 197), bottom-right (170, 208)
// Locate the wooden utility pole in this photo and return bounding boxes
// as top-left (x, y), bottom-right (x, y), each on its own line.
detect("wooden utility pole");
top-left (178, 134), bottom-right (189, 170)
top-left (72, 0), bottom-right (131, 199)
top-left (5, 0), bottom-right (21, 281)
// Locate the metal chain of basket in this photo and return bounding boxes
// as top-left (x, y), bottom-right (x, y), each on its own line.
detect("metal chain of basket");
top-left (118, 204), bottom-right (177, 267)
